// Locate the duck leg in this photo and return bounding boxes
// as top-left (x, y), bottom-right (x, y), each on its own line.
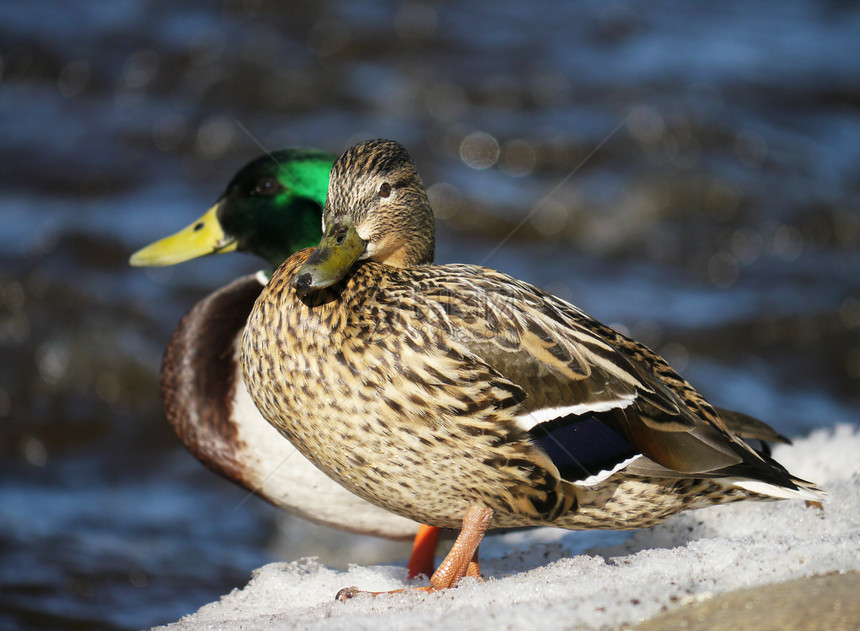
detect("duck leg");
top-left (465, 549), bottom-right (481, 578)
top-left (407, 524), bottom-right (441, 579)
top-left (429, 503), bottom-right (492, 589)
top-left (336, 503), bottom-right (493, 600)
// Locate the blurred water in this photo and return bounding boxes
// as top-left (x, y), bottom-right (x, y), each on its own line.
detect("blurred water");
top-left (1, 1), bottom-right (859, 629)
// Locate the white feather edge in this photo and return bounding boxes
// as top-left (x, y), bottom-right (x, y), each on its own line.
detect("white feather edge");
top-left (254, 269), bottom-right (270, 286)
top-left (727, 478), bottom-right (825, 502)
top-left (571, 455), bottom-right (643, 487)
top-left (514, 392), bottom-right (637, 432)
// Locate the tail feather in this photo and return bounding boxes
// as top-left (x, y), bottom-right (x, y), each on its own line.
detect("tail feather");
top-left (729, 477), bottom-right (825, 502)
top-left (728, 442), bottom-right (826, 501)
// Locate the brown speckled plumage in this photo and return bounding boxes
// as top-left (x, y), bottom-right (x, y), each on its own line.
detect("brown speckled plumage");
top-left (243, 252), bottom-right (807, 531)
top-left (240, 139), bottom-right (821, 592)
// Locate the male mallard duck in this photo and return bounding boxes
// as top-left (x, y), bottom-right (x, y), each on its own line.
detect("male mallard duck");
top-left (129, 148), bottom-right (442, 577)
top-left (241, 139), bottom-right (821, 597)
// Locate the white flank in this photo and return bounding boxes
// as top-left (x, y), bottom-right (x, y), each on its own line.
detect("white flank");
top-left (515, 392), bottom-right (637, 432)
top-left (572, 455), bottom-right (643, 487)
top-left (729, 478), bottom-right (825, 502)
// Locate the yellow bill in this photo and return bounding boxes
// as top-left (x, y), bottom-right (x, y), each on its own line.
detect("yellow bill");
top-left (129, 203), bottom-right (238, 267)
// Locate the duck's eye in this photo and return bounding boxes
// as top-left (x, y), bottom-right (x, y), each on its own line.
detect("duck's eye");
top-left (378, 182), bottom-right (391, 198)
top-left (253, 177), bottom-right (280, 197)
top-left (334, 231), bottom-right (346, 245)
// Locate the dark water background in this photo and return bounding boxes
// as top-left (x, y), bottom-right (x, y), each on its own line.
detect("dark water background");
top-left (1, 1), bottom-right (859, 629)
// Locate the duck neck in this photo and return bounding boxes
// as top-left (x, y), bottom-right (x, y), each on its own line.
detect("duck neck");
top-left (249, 197), bottom-right (322, 268)
top-left (369, 198), bottom-right (436, 267)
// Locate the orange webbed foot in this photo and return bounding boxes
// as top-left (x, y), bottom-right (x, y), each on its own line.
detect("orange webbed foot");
top-left (335, 504), bottom-right (493, 601)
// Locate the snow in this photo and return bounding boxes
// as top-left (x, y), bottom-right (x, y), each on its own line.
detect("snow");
top-left (156, 425), bottom-right (860, 631)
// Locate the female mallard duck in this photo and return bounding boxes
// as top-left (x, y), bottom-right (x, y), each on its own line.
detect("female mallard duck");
top-left (129, 148), bottom-right (442, 577)
top-left (241, 139), bottom-right (821, 597)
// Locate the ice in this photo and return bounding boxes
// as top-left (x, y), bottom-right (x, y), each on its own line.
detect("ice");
top-left (156, 425), bottom-right (860, 630)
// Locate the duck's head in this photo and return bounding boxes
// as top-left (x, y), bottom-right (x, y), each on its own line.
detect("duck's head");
top-left (130, 148), bottom-right (335, 269)
top-left (292, 139), bottom-right (435, 295)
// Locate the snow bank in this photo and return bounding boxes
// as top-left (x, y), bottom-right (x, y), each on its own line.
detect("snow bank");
top-left (157, 425), bottom-right (860, 631)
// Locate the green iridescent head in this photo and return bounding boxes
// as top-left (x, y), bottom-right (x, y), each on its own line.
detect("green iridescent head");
top-left (130, 148), bottom-right (335, 268)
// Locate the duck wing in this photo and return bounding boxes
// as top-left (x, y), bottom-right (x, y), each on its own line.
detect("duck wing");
top-left (419, 264), bottom-right (817, 497)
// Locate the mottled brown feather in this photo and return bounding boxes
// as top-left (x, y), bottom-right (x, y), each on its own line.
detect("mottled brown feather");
top-left (241, 138), bottom-right (820, 538)
top-left (242, 252), bottom-right (817, 531)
